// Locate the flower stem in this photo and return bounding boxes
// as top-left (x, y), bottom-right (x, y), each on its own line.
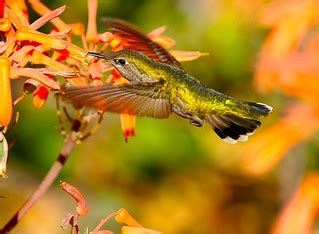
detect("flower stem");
top-left (1, 132), bottom-right (77, 233)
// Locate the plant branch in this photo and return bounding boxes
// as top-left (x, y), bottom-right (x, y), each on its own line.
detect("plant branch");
top-left (1, 131), bottom-right (77, 233)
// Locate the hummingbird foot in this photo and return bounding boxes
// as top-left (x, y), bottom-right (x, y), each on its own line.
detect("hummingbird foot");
top-left (189, 119), bottom-right (203, 127)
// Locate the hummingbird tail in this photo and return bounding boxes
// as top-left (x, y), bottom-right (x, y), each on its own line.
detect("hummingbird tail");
top-left (205, 102), bottom-right (272, 144)
top-left (243, 102), bottom-right (273, 117)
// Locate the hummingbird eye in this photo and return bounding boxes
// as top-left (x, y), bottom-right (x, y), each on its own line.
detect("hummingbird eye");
top-left (114, 58), bottom-right (127, 65)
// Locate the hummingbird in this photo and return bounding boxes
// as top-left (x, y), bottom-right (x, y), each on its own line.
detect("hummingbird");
top-left (63, 49), bottom-right (272, 144)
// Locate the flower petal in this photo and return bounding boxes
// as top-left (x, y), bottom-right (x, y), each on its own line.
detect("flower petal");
top-left (66, 43), bottom-right (87, 63)
top-left (10, 45), bottom-right (34, 63)
top-left (147, 25), bottom-right (167, 38)
top-left (151, 35), bottom-right (175, 49)
top-left (60, 181), bottom-right (89, 216)
top-left (170, 50), bottom-right (209, 62)
top-left (30, 5), bottom-right (66, 31)
top-left (86, 0), bottom-right (98, 42)
top-left (6, 0), bottom-right (29, 27)
top-left (33, 85), bottom-right (49, 109)
top-left (32, 50), bottom-right (69, 71)
top-left (10, 67), bottom-right (60, 90)
top-left (28, 0), bottom-right (70, 31)
top-left (16, 29), bottom-right (69, 50)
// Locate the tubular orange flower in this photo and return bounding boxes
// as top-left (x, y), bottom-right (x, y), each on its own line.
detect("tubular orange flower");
top-left (0, 57), bottom-right (12, 127)
top-left (86, 0), bottom-right (97, 43)
top-left (31, 50), bottom-right (71, 72)
top-left (147, 26), bottom-right (176, 49)
top-left (28, 0), bottom-right (69, 32)
top-left (10, 67), bottom-right (60, 90)
top-left (256, 0), bottom-right (319, 93)
top-left (6, 0), bottom-right (29, 28)
top-left (65, 43), bottom-right (87, 63)
top-left (170, 50), bottom-right (209, 62)
top-left (240, 104), bottom-right (319, 175)
top-left (16, 29), bottom-right (69, 50)
top-left (270, 173), bottom-right (319, 234)
top-left (30, 6), bottom-right (66, 30)
top-left (249, 0), bottom-right (319, 176)
top-left (61, 181), bottom-right (89, 216)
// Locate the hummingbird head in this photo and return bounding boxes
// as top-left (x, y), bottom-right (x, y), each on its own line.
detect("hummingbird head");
top-left (87, 50), bottom-right (160, 82)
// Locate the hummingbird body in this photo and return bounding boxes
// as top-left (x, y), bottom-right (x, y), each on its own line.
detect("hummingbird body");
top-left (64, 50), bottom-right (272, 143)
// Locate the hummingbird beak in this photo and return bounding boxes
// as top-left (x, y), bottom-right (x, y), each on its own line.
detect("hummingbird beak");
top-left (86, 52), bottom-right (114, 61)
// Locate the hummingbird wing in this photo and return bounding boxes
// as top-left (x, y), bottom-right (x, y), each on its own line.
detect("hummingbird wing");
top-left (63, 81), bottom-right (172, 119)
top-left (102, 17), bottom-right (183, 69)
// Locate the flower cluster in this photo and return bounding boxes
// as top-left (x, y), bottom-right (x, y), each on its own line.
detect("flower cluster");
top-left (0, 0), bottom-right (205, 175)
top-left (240, 0), bottom-right (319, 175)
top-left (239, 1), bottom-right (319, 233)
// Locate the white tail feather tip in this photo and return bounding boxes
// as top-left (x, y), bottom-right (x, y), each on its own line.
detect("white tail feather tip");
top-left (223, 137), bottom-right (237, 144)
top-left (238, 135), bottom-right (248, 142)
top-left (257, 102), bottom-right (273, 113)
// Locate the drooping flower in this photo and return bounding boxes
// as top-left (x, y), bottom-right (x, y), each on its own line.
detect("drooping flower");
top-left (60, 181), bottom-right (89, 216)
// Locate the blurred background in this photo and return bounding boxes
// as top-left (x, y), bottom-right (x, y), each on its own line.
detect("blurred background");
top-left (2, 0), bottom-right (319, 233)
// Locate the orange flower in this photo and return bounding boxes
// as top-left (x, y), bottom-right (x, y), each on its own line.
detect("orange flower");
top-left (60, 181), bottom-right (89, 216)
top-left (0, 0), bottom-right (86, 114)
top-left (270, 173), bottom-right (319, 234)
top-left (241, 104), bottom-right (319, 176)
top-left (0, 57), bottom-right (12, 127)
top-left (248, 0), bottom-right (319, 175)
top-left (2, 0), bottom-right (207, 148)
top-left (256, 0), bottom-right (319, 94)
